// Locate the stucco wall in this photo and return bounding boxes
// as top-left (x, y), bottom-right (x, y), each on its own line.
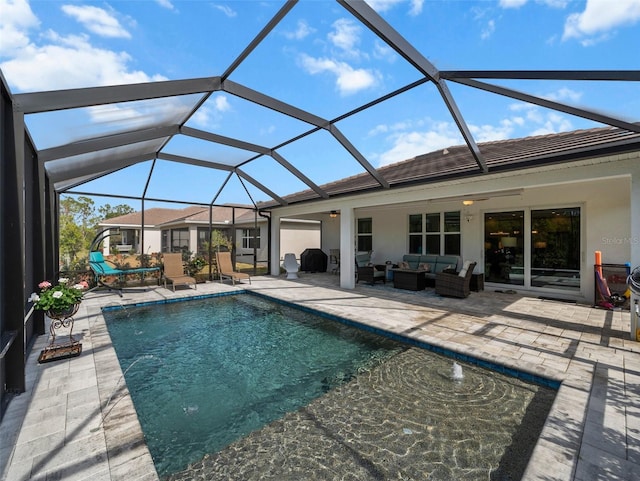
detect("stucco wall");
top-left (280, 221), bottom-right (321, 260)
top-left (274, 154), bottom-right (637, 300)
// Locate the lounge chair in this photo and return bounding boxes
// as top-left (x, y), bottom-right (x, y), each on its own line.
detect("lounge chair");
top-left (282, 253), bottom-right (300, 279)
top-left (435, 261), bottom-right (477, 298)
top-left (215, 251), bottom-right (251, 285)
top-left (89, 251), bottom-right (160, 295)
top-left (162, 253), bottom-right (197, 291)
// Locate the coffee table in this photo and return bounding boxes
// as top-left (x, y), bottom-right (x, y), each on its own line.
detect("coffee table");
top-left (391, 269), bottom-right (426, 291)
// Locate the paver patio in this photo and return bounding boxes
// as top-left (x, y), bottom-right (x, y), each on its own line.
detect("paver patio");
top-left (1, 274), bottom-right (638, 480)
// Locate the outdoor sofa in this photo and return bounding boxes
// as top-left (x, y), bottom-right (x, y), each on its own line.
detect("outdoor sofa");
top-left (394, 254), bottom-right (461, 282)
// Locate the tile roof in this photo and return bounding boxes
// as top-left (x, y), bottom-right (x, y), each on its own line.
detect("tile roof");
top-left (258, 124), bottom-right (640, 208)
top-left (99, 206), bottom-right (207, 226)
top-left (99, 205), bottom-right (260, 226)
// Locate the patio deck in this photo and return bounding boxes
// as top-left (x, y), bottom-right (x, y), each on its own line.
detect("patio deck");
top-left (1, 274), bottom-right (639, 480)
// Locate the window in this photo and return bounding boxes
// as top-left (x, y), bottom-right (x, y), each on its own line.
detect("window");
top-left (161, 230), bottom-right (168, 253)
top-left (408, 211), bottom-right (460, 255)
top-left (357, 217), bottom-right (372, 252)
top-left (443, 211), bottom-right (461, 256)
top-left (408, 214), bottom-right (422, 253)
top-left (242, 228), bottom-right (260, 249)
top-left (425, 213), bottom-right (441, 254)
top-left (197, 228), bottom-right (209, 255)
top-left (171, 228), bottom-right (189, 253)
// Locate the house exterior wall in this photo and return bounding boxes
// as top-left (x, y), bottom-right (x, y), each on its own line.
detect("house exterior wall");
top-left (271, 152), bottom-right (639, 303)
top-left (143, 230), bottom-right (162, 255)
top-left (279, 220), bottom-right (321, 261)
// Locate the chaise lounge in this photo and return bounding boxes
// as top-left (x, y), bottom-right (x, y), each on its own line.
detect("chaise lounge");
top-left (89, 251), bottom-right (160, 295)
top-left (216, 251), bottom-right (251, 285)
top-left (162, 253), bottom-right (197, 291)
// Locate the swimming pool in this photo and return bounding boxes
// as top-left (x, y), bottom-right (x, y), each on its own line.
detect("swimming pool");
top-left (104, 293), bottom-right (556, 480)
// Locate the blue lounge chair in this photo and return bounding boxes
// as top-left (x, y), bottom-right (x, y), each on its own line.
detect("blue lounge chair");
top-left (89, 251), bottom-right (160, 295)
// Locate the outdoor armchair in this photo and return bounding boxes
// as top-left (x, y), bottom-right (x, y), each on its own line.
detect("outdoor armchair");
top-left (355, 252), bottom-right (386, 285)
top-left (435, 261), bottom-right (477, 298)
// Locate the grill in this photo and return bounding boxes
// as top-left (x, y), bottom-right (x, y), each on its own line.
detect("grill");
top-left (300, 248), bottom-right (328, 273)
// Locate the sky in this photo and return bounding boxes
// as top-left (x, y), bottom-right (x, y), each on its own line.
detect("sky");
top-left (1, 0), bottom-right (639, 211)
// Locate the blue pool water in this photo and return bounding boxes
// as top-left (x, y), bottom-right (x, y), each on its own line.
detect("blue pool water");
top-left (104, 294), bottom-right (404, 476)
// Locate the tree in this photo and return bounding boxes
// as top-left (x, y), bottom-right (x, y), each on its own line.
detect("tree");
top-left (98, 203), bottom-right (135, 220)
top-left (58, 196), bottom-right (138, 269)
top-left (59, 196), bottom-right (100, 265)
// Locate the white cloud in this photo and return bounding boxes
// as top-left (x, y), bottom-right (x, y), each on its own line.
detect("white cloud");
top-left (372, 101), bottom-right (576, 166)
top-left (563, 0), bottom-right (640, 43)
top-left (365, 0), bottom-right (406, 13)
top-left (213, 95), bottom-right (231, 112)
top-left (1, 30), bottom-right (165, 92)
top-left (328, 18), bottom-right (361, 53)
top-left (481, 19), bottom-right (496, 39)
top-left (299, 54), bottom-right (379, 95)
top-left (469, 119), bottom-right (515, 142)
top-left (544, 87), bottom-right (583, 103)
top-left (61, 4), bottom-right (131, 39)
top-left (499, 0), bottom-right (528, 8)
top-left (284, 20), bottom-right (314, 40)
top-left (508, 102), bottom-right (574, 135)
top-left (373, 40), bottom-right (396, 62)
top-left (373, 120), bottom-right (462, 166)
top-left (213, 4), bottom-right (237, 18)
top-left (189, 95), bottom-right (231, 129)
top-left (365, 0), bottom-right (423, 15)
top-left (409, 0), bottom-right (424, 16)
top-left (499, 0), bottom-right (568, 8)
top-left (0, 0), bottom-right (40, 57)
top-left (155, 0), bottom-right (174, 10)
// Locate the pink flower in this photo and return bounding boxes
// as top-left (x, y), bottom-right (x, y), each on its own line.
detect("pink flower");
top-left (38, 281), bottom-right (52, 289)
top-left (73, 281), bottom-right (89, 290)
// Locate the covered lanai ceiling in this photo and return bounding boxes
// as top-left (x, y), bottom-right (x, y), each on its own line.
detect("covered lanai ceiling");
top-left (8, 0), bottom-right (640, 209)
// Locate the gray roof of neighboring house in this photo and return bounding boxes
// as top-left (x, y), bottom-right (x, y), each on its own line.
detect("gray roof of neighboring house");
top-left (99, 206), bottom-right (207, 227)
top-left (99, 205), bottom-right (260, 227)
top-left (258, 124), bottom-right (640, 208)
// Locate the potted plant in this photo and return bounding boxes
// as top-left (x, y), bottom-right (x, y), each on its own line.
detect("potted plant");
top-left (29, 278), bottom-right (88, 319)
top-left (186, 256), bottom-right (206, 277)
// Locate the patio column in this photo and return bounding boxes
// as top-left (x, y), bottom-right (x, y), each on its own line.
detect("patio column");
top-left (270, 212), bottom-right (281, 277)
top-left (630, 171), bottom-right (640, 341)
top-left (340, 208), bottom-right (355, 289)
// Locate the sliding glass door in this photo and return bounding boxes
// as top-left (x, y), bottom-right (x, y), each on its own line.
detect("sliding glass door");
top-left (484, 207), bottom-right (581, 291)
top-left (484, 211), bottom-right (524, 285)
top-left (531, 208), bottom-right (581, 290)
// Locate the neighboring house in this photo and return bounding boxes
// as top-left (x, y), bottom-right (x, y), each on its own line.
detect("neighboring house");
top-left (98, 205), bottom-right (320, 263)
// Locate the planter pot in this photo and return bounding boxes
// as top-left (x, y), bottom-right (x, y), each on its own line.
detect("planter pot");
top-left (46, 303), bottom-right (80, 321)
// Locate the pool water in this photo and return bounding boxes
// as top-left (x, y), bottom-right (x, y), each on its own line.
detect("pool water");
top-left (104, 294), bottom-right (405, 476)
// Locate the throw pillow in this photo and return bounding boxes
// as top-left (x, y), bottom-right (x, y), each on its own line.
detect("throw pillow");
top-left (458, 260), bottom-right (472, 278)
top-left (418, 263), bottom-right (431, 272)
top-left (398, 261), bottom-right (410, 269)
